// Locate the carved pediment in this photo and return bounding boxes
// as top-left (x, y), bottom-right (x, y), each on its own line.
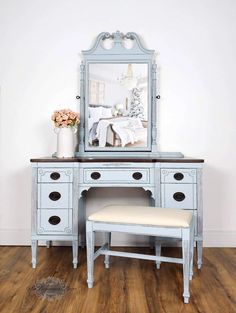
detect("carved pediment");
top-left (82, 31), bottom-right (154, 57)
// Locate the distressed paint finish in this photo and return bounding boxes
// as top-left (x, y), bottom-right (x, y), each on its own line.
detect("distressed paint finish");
top-left (86, 214), bottom-right (194, 303)
top-left (76, 31), bottom-right (183, 158)
top-left (86, 221), bottom-right (95, 288)
top-left (182, 228), bottom-right (191, 303)
top-left (31, 162), bottom-right (79, 269)
top-left (104, 232), bottom-right (111, 269)
top-left (31, 160), bottom-right (203, 269)
top-left (196, 167), bottom-right (203, 269)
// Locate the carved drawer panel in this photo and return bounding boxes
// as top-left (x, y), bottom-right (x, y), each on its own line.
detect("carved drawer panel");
top-left (37, 168), bottom-right (73, 183)
top-left (37, 209), bottom-right (72, 235)
top-left (83, 168), bottom-right (150, 184)
top-left (161, 183), bottom-right (197, 210)
top-left (37, 183), bottom-right (72, 209)
top-left (161, 169), bottom-right (196, 184)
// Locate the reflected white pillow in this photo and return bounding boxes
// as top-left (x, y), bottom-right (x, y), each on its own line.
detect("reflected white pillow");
top-left (102, 107), bottom-right (112, 118)
top-left (89, 107), bottom-right (103, 119)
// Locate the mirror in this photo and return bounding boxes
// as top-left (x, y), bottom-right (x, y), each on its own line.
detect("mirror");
top-left (78, 31), bottom-right (158, 156)
top-left (87, 63), bottom-right (148, 149)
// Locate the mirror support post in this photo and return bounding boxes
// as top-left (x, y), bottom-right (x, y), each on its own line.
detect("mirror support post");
top-left (79, 62), bottom-right (85, 155)
top-left (152, 62), bottom-right (158, 153)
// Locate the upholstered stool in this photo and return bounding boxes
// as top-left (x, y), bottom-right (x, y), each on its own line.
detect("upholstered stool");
top-left (86, 205), bottom-right (194, 303)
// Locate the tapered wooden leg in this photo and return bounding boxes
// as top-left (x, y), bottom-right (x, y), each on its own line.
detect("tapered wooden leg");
top-left (86, 221), bottom-right (95, 288)
top-left (72, 240), bottom-right (78, 269)
top-left (79, 194), bottom-right (86, 248)
top-left (190, 224), bottom-right (194, 280)
top-left (155, 238), bottom-right (161, 269)
top-left (31, 240), bottom-right (38, 269)
top-left (182, 229), bottom-right (190, 304)
top-left (197, 240), bottom-right (203, 269)
top-left (104, 232), bottom-right (111, 269)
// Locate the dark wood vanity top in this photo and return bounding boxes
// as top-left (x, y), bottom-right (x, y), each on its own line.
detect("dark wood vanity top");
top-left (30, 156), bottom-right (204, 163)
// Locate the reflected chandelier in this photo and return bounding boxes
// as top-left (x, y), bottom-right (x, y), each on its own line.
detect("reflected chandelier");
top-left (118, 64), bottom-right (138, 90)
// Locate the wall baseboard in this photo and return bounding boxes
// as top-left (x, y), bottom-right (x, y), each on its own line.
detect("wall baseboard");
top-left (0, 229), bottom-right (235, 247)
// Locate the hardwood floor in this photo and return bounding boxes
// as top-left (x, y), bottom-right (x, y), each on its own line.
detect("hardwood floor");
top-left (0, 246), bottom-right (235, 313)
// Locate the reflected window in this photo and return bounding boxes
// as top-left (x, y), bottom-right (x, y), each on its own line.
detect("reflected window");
top-left (89, 80), bottom-right (105, 105)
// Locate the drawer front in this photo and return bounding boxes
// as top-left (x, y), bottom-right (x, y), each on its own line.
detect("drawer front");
top-left (37, 209), bottom-right (72, 234)
top-left (38, 168), bottom-right (73, 183)
top-left (161, 184), bottom-right (197, 210)
top-left (83, 168), bottom-right (150, 184)
top-left (37, 183), bottom-right (72, 209)
top-left (161, 169), bottom-right (196, 184)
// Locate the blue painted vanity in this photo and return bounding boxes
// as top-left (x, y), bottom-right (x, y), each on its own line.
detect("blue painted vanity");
top-left (30, 31), bottom-right (204, 269)
top-left (30, 156), bottom-right (204, 269)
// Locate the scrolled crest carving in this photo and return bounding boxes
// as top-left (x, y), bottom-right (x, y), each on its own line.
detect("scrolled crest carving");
top-left (82, 30), bottom-right (154, 56)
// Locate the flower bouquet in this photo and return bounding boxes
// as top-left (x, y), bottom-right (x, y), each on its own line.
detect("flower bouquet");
top-left (51, 109), bottom-right (80, 158)
top-left (51, 109), bottom-right (80, 128)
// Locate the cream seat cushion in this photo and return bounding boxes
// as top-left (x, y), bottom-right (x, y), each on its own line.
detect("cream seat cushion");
top-left (88, 205), bottom-right (193, 228)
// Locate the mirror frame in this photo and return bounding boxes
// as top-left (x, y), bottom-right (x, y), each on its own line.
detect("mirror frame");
top-left (77, 31), bottom-right (159, 157)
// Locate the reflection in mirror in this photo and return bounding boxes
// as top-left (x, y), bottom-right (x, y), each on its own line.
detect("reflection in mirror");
top-left (88, 63), bottom-right (148, 149)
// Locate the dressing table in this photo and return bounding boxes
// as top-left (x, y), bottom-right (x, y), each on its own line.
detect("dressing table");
top-left (30, 31), bottom-right (204, 269)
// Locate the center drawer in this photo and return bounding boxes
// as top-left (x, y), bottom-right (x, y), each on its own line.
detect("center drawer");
top-left (37, 183), bottom-right (72, 209)
top-left (82, 168), bottom-right (150, 184)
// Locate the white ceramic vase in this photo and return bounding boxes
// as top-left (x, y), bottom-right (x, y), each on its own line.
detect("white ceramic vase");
top-left (55, 127), bottom-right (77, 158)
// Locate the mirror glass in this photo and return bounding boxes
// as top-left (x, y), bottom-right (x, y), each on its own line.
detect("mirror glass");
top-left (87, 63), bottom-right (149, 149)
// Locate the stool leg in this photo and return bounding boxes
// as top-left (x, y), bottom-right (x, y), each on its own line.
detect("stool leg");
top-left (190, 224), bottom-right (194, 280)
top-left (182, 229), bottom-right (190, 304)
top-left (197, 240), bottom-right (203, 269)
top-left (155, 238), bottom-right (161, 269)
top-left (72, 240), bottom-right (78, 269)
top-left (79, 194), bottom-right (86, 248)
top-left (104, 232), bottom-right (111, 269)
top-left (86, 221), bottom-right (95, 288)
top-left (46, 240), bottom-right (51, 248)
top-left (31, 239), bottom-right (38, 268)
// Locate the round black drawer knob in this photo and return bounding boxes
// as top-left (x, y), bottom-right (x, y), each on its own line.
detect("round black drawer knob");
top-left (50, 172), bottom-right (61, 180)
top-left (173, 192), bottom-right (185, 202)
top-left (133, 172), bottom-right (143, 180)
top-left (48, 216), bottom-right (61, 225)
top-left (49, 191), bottom-right (61, 201)
top-left (91, 172), bottom-right (101, 180)
top-left (174, 172), bottom-right (184, 181)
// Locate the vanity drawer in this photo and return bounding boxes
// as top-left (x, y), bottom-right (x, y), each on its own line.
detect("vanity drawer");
top-left (83, 168), bottom-right (150, 184)
top-left (161, 183), bottom-right (197, 210)
top-left (37, 168), bottom-right (73, 183)
top-left (161, 169), bottom-right (196, 184)
top-left (37, 183), bottom-right (72, 209)
top-left (37, 209), bottom-right (72, 235)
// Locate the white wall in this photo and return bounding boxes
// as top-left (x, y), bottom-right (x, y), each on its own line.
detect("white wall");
top-left (0, 0), bottom-right (236, 246)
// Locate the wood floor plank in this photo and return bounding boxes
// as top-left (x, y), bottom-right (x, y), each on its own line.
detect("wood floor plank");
top-left (0, 247), bottom-right (235, 313)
